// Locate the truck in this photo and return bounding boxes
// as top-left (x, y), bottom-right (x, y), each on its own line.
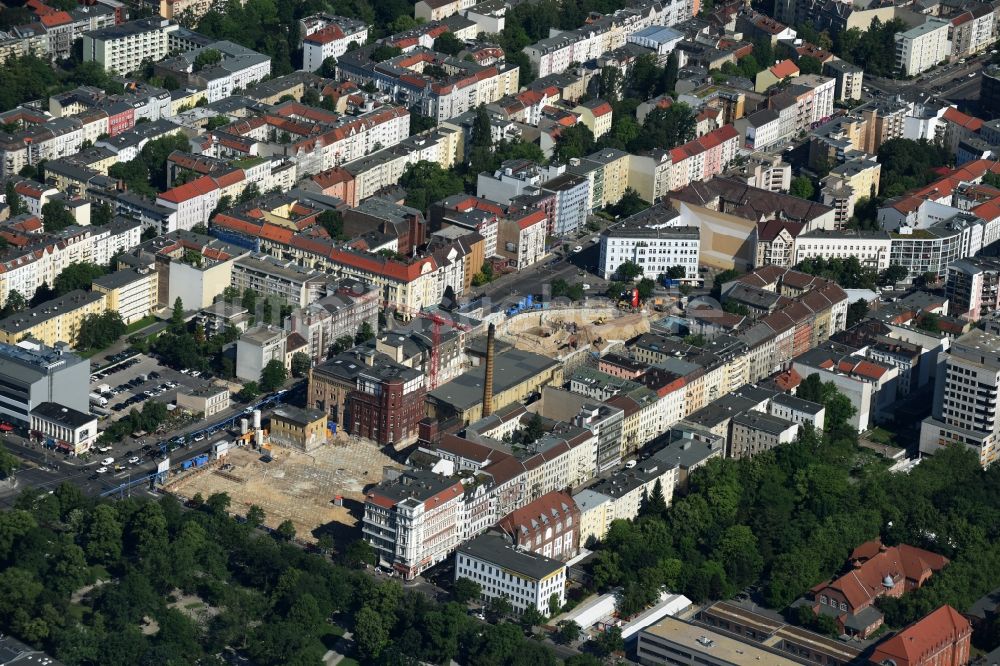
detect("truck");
top-left (89, 392), bottom-right (108, 407)
top-left (97, 383), bottom-right (111, 395)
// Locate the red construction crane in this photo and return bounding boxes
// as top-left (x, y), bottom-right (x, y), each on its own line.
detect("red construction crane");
top-left (382, 302), bottom-right (471, 389)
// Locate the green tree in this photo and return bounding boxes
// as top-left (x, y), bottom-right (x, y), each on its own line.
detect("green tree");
top-left (205, 115), bottom-right (230, 131)
top-left (847, 299), bottom-right (870, 328)
top-left (342, 539), bottom-right (376, 568)
top-left (92, 201), bottom-right (114, 226)
top-left (41, 199), bottom-right (76, 233)
top-left (171, 296), bottom-right (185, 332)
top-left (193, 48), bottom-right (223, 71)
top-left (2, 289), bottom-right (26, 315)
top-left (520, 606), bottom-right (546, 631)
top-left (797, 55), bottom-right (822, 75)
top-left (245, 504), bottom-right (265, 528)
top-left (317, 209), bottom-right (346, 240)
top-left (555, 620), bottom-right (581, 644)
top-left (790, 176), bottom-right (815, 200)
top-left (662, 51), bottom-right (679, 95)
top-left (238, 381), bottom-right (260, 402)
top-left (433, 31), bottom-right (464, 56)
top-left (616, 260), bottom-right (643, 281)
top-left (400, 160), bottom-right (464, 212)
top-left (260, 359), bottom-right (287, 392)
top-left (355, 605), bottom-right (389, 659)
top-left (453, 576), bottom-right (481, 603)
top-left (879, 264), bottom-right (908, 286)
top-left (609, 188), bottom-right (648, 218)
top-left (355, 321), bottom-right (375, 344)
top-left (486, 594), bottom-right (513, 622)
top-left (0, 442), bottom-right (18, 478)
top-left (554, 123), bottom-right (595, 162)
top-left (642, 478), bottom-right (668, 518)
top-left (241, 288), bottom-right (257, 315)
top-left (630, 103), bottom-right (696, 152)
top-left (274, 519), bottom-right (296, 541)
top-left (330, 335), bottom-right (354, 356)
top-left (5, 181), bottom-right (24, 216)
top-left (54, 262), bottom-right (106, 295)
top-left (290, 352), bottom-right (311, 377)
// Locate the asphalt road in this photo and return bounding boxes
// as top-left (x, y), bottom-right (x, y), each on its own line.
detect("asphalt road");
top-left (474, 235), bottom-right (607, 307)
top-left (0, 383), bottom-right (303, 505)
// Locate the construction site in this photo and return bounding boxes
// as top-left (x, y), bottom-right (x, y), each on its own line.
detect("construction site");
top-left (497, 306), bottom-right (652, 358)
top-left (163, 421), bottom-right (400, 543)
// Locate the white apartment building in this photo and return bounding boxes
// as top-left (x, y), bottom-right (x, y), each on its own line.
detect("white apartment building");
top-left (794, 230), bottom-right (893, 272)
top-left (300, 14), bottom-right (369, 72)
top-left (895, 19), bottom-right (951, 77)
top-left (82, 18), bottom-right (186, 75)
top-left (455, 533), bottom-right (567, 615)
top-left (920, 329), bottom-right (1000, 467)
top-left (364, 471), bottom-right (466, 580)
top-left (91, 268), bottom-right (159, 325)
top-left (599, 203), bottom-right (700, 280)
top-left (236, 324), bottom-right (288, 382)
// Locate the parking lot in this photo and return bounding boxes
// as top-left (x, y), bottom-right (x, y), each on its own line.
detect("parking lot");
top-left (89, 352), bottom-right (221, 423)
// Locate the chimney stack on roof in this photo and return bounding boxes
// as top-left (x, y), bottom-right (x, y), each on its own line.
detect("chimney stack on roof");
top-left (482, 323), bottom-right (495, 418)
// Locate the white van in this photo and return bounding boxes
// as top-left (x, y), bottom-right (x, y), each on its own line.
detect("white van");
top-left (101, 457), bottom-right (114, 466)
top-left (624, 460), bottom-right (637, 469)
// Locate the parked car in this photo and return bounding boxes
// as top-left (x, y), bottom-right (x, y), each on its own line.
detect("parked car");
top-left (128, 456), bottom-right (140, 464)
top-left (96, 466), bottom-right (108, 474)
top-left (101, 457), bottom-right (114, 466)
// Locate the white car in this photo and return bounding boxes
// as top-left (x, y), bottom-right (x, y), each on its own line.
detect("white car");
top-left (101, 457), bottom-right (114, 466)
top-left (96, 466), bottom-right (108, 474)
top-left (582, 283), bottom-right (591, 290)
top-left (128, 456), bottom-right (140, 464)
top-left (190, 370), bottom-right (201, 377)
top-left (573, 245), bottom-right (583, 253)
top-left (98, 446), bottom-right (112, 453)
top-left (180, 368), bottom-right (191, 375)
top-left (193, 433), bottom-right (205, 442)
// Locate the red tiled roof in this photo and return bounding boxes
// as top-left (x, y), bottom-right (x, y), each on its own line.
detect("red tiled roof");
top-left (499, 491), bottom-right (576, 537)
top-left (158, 175), bottom-right (218, 204)
top-left (516, 209), bottom-right (547, 230)
top-left (869, 606), bottom-right (969, 666)
top-left (305, 24), bottom-right (346, 45)
top-left (770, 59), bottom-right (799, 79)
top-left (943, 106), bottom-right (983, 131)
top-left (40, 10), bottom-right (72, 26)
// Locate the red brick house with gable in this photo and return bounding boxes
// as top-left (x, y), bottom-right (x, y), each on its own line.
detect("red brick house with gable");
top-left (499, 491), bottom-right (579, 561)
top-left (869, 605), bottom-right (971, 666)
top-left (810, 538), bottom-right (949, 638)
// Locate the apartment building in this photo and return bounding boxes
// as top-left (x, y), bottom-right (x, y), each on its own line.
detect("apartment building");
top-left (231, 255), bottom-right (327, 309)
top-left (496, 209), bottom-right (547, 270)
top-left (300, 14), bottom-right (369, 72)
top-left (236, 324), bottom-right (288, 382)
top-left (364, 470), bottom-right (465, 579)
top-left (337, 47), bottom-right (518, 123)
top-left (455, 533), bottom-right (566, 615)
top-left (946, 256), bottom-right (1000, 319)
top-left (91, 268), bottom-right (158, 325)
top-left (269, 406), bottom-right (328, 452)
top-left (629, 124), bottom-right (741, 198)
top-left (153, 41), bottom-right (271, 104)
top-left (0, 340), bottom-right (89, 425)
top-left (793, 229), bottom-right (893, 272)
top-left (82, 17), bottom-right (201, 75)
top-left (284, 279), bottom-right (380, 361)
top-left (599, 203), bottom-right (700, 280)
top-left (920, 328), bottom-right (1000, 466)
top-left (895, 18), bottom-right (951, 77)
top-left (949, 7), bottom-right (994, 60)
top-left (728, 411), bottom-right (798, 458)
top-left (823, 58), bottom-right (864, 102)
top-left (0, 290), bottom-right (106, 349)
top-left (498, 491), bottom-right (580, 561)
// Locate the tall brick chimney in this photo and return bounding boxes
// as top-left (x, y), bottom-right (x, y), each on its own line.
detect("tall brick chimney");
top-left (482, 323), bottom-right (495, 418)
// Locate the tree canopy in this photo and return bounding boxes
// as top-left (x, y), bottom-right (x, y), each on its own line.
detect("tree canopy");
top-left (400, 161), bottom-right (464, 212)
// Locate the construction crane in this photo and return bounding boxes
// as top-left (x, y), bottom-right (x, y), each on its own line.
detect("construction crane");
top-left (382, 301), bottom-right (472, 389)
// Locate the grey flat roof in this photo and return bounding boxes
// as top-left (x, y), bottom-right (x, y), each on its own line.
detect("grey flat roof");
top-left (30, 402), bottom-right (94, 428)
top-left (457, 533), bottom-right (565, 581)
top-left (428, 349), bottom-right (559, 411)
top-left (92, 268), bottom-right (150, 290)
top-left (0, 290), bottom-right (105, 334)
top-left (271, 405), bottom-right (326, 427)
top-left (732, 410), bottom-right (795, 435)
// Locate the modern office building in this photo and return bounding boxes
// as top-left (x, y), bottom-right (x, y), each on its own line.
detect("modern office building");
top-left (0, 341), bottom-right (89, 425)
top-left (920, 328), bottom-right (1000, 466)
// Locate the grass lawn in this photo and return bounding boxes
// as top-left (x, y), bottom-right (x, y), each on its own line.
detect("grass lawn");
top-left (867, 426), bottom-right (896, 445)
top-left (126, 315), bottom-right (159, 334)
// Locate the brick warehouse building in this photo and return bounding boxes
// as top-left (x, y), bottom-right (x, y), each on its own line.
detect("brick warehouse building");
top-left (308, 347), bottom-right (425, 447)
